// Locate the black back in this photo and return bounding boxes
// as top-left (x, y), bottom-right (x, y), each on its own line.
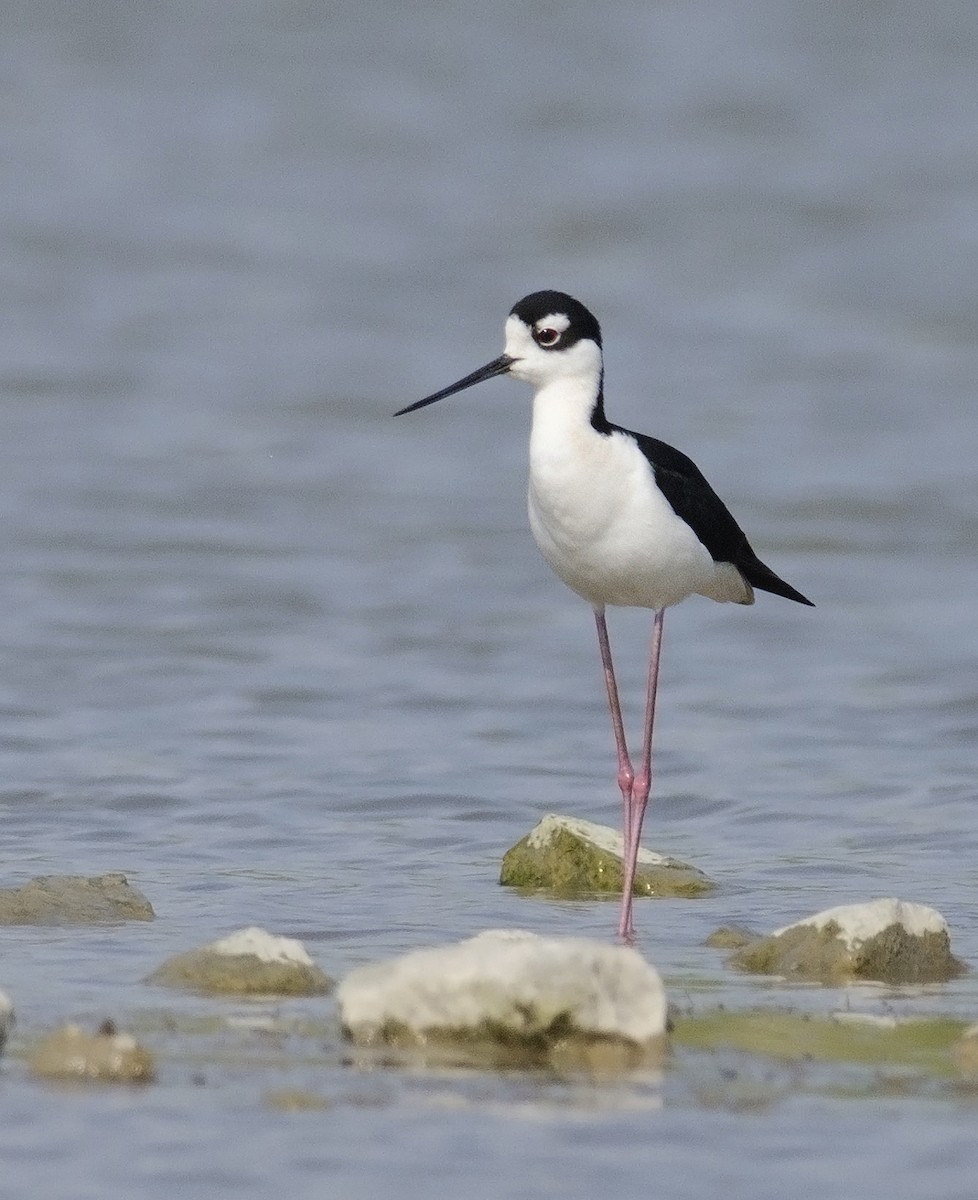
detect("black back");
top-left (511, 291), bottom-right (812, 607)
top-left (613, 423), bottom-right (813, 607)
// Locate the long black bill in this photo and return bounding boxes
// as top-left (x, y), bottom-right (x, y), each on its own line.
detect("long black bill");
top-left (394, 354), bottom-right (514, 416)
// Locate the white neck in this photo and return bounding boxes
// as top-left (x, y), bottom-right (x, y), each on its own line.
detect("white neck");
top-left (530, 374), bottom-right (601, 437)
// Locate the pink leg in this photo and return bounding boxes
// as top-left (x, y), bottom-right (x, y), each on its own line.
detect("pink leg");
top-left (617, 608), bottom-right (665, 941)
top-left (593, 608), bottom-right (634, 843)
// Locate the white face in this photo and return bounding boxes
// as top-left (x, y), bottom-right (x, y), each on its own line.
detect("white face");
top-left (502, 314), bottom-right (602, 390)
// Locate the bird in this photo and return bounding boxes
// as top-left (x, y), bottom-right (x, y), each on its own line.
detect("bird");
top-left (395, 290), bottom-right (813, 940)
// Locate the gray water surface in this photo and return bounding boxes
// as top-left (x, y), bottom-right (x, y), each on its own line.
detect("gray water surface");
top-left (1, 2), bottom-right (978, 1197)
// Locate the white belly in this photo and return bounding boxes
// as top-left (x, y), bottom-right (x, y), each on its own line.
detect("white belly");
top-left (527, 425), bottom-right (746, 610)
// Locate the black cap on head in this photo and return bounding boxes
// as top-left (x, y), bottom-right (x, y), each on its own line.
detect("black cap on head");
top-left (510, 291), bottom-right (602, 349)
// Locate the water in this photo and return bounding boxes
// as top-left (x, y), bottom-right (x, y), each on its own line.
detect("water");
top-left (1, 0), bottom-right (978, 1195)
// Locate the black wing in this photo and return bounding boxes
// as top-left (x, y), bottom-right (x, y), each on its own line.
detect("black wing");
top-left (619, 426), bottom-right (814, 607)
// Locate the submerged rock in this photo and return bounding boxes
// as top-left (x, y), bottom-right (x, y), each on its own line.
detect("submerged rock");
top-left (728, 899), bottom-right (966, 985)
top-left (29, 1021), bottom-right (155, 1083)
top-left (704, 925), bottom-right (757, 950)
top-left (264, 1089), bottom-right (333, 1112)
top-left (0, 990), bottom-right (13, 1056)
top-left (0, 873), bottom-right (154, 925)
top-left (673, 1008), bottom-right (967, 1075)
top-left (147, 926), bottom-right (332, 996)
top-left (953, 1022), bottom-right (978, 1077)
top-left (500, 813), bottom-right (714, 898)
top-left (338, 929), bottom-right (668, 1070)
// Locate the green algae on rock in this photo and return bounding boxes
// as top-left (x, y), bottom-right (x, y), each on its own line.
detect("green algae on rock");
top-left (952, 1022), bottom-right (978, 1077)
top-left (672, 1009), bottom-right (968, 1076)
top-left (0, 990), bottom-right (13, 1056)
top-left (147, 926), bottom-right (333, 996)
top-left (704, 925), bottom-right (757, 950)
top-left (727, 899), bottom-right (966, 985)
top-left (264, 1089), bottom-right (333, 1112)
top-left (0, 873), bottom-right (154, 925)
top-left (338, 929), bottom-right (668, 1071)
top-left (500, 813), bottom-right (714, 898)
top-left (29, 1021), bottom-right (156, 1084)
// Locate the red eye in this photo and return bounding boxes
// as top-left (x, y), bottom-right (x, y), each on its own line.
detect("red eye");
top-left (535, 327), bottom-right (560, 347)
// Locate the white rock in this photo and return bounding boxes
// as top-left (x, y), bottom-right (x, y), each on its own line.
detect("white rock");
top-left (773, 899), bottom-right (948, 949)
top-left (210, 926), bottom-right (314, 966)
top-left (527, 814), bottom-right (671, 866)
top-left (338, 929), bottom-right (667, 1046)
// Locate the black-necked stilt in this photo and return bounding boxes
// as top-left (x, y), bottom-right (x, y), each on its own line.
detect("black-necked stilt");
top-left (396, 290), bottom-right (813, 940)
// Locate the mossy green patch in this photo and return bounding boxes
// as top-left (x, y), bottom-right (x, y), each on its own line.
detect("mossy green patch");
top-left (146, 952), bottom-right (333, 996)
top-left (0, 873), bottom-right (154, 924)
top-left (704, 925), bottom-right (757, 949)
top-left (342, 1013), bottom-right (667, 1072)
top-left (264, 1089), bottom-right (333, 1111)
top-left (730, 921), bottom-right (966, 985)
top-left (672, 1010), bottom-right (967, 1076)
top-left (499, 825), bottom-right (714, 898)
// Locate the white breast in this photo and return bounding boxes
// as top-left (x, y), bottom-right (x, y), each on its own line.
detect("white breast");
top-left (526, 385), bottom-right (748, 611)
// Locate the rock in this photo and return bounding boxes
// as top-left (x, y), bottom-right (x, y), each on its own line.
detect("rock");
top-left (338, 929), bottom-right (668, 1070)
top-left (264, 1089), bottom-right (333, 1111)
top-left (0, 873), bottom-right (154, 924)
top-left (729, 899), bottom-right (967, 985)
top-left (29, 1021), bottom-right (155, 1083)
top-left (147, 926), bottom-right (332, 996)
top-left (672, 1008), bottom-right (967, 1075)
top-left (0, 990), bottom-right (13, 1055)
top-left (953, 1022), bottom-right (978, 1077)
top-left (499, 813), bottom-right (715, 898)
top-left (704, 925), bottom-right (757, 950)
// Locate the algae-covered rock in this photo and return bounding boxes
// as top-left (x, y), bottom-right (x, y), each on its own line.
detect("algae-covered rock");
top-left (264, 1089), bottom-right (333, 1111)
top-left (0, 873), bottom-right (154, 924)
top-left (729, 899), bottom-right (966, 985)
top-left (29, 1021), bottom-right (155, 1083)
top-left (0, 990), bottom-right (13, 1055)
top-left (704, 925), bottom-right (757, 950)
top-left (672, 1008), bottom-right (967, 1074)
top-left (147, 926), bottom-right (332, 996)
top-left (500, 813), bottom-right (714, 898)
top-left (338, 929), bottom-right (668, 1070)
top-left (953, 1022), bottom-right (978, 1077)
